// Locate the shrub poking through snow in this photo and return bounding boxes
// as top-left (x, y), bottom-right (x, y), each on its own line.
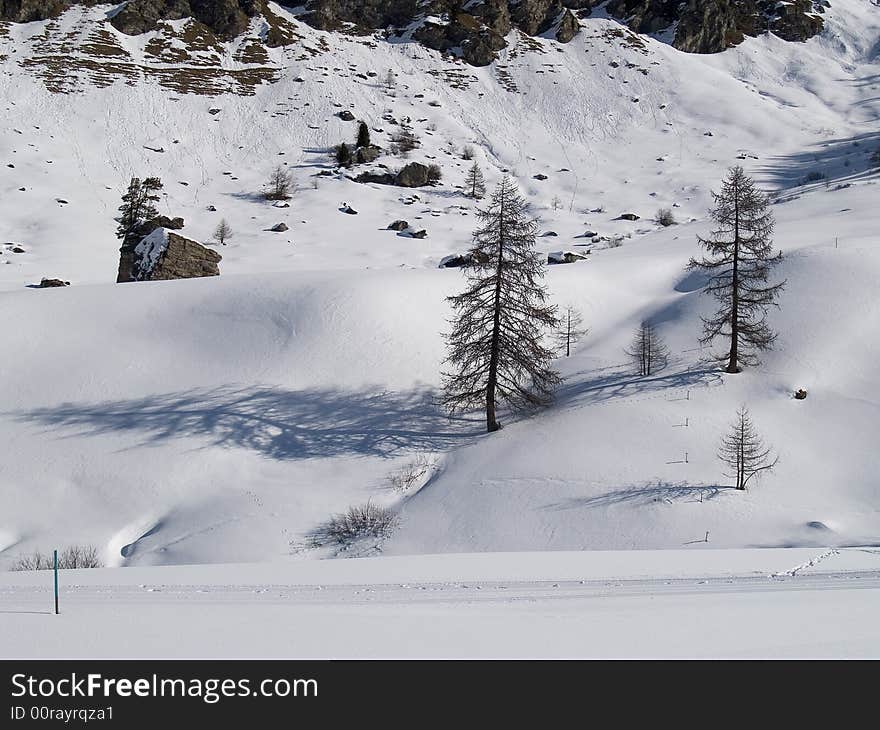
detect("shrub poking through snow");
top-left (318, 502), bottom-right (400, 545)
top-left (335, 142), bottom-right (353, 168)
top-left (426, 163), bottom-right (442, 184)
top-left (655, 207), bottom-right (676, 226)
top-left (391, 127), bottom-right (419, 155)
top-left (11, 545), bottom-right (102, 571)
top-left (388, 455), bottom-right (435, 493)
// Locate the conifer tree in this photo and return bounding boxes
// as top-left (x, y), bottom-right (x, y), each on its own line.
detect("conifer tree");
top-left (443, 177), bottom-right (561, 433)
top-left (335, 143), bottom-right (353, 167)
top-left (116, 177), bottom-right (163, 240)
top-left (555, 305), bottom-right (588, 357)
top-left (214, 219), bottom-right (233, 246)
top-left (356, 121), bottom-right (371, 149)
top-left (625, 323), bottom-right (669, 376)
top-left (465, 161), bottom-right (486, 199)
top-left (688, 166), bottom-right (785, 373)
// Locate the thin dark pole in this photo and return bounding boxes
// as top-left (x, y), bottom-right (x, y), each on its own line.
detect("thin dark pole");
top-left (54, 549), bottom-right (59, 615)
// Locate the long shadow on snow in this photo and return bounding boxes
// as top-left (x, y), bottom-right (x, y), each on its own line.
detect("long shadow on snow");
top-left (756, 130), bottom-right (880, 191)
top-left (12, 385), bottom-right (481, 460)
top-left (545, 481), bottom-right (733, 511)
top-left (554, 364), bottom-right (723, 409)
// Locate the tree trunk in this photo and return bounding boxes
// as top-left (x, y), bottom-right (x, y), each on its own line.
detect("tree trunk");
top-left (565, 312), bottom-right (571, 357)
top-left (485, 194), bottom-right (506, 433)
top-left (727, 187), bottom-right (741, 373)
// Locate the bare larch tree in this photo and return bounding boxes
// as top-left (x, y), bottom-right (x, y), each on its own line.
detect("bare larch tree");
top-left (688, 166), bottom-right (785, 373)
top-left (443, 176), bottom-right (561, 433)
top-left (626, 322), bottom-right (669, 376)
top-left (719, 406), bottom-right (778, 490)
top-left (265, 165), bottom-right (293, 200)
top-left (555, 305), bottom-right (587, 357)
top-left (214, 218), bottom-right (233, 246)
top-left (465, 161), bottom-right (486, 199)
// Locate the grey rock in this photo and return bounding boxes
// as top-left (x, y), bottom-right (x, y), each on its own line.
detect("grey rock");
top-left (117, 229), bottom-right (221, 283)
top-left (355, 145), bottom-right (381, 164)
top-left (396, 162), bottom-right (431, 188)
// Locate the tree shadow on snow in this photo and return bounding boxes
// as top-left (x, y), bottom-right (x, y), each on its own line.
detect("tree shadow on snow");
top-left (12, 385), bottom-right (481, 461)
top-left (756, 130), bottom-right (880, 191)
top-left (545, 481), bottom-right (733, 511)
top-left (555, 364), bottom-right (723, 409)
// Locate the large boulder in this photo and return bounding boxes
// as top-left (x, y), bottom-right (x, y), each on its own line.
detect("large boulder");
top-left (117, 228), bottom-right (221, 283)
top-left (37, 277), bottom-right (70, 288)
top-left (356, 170), bottom-right (396, 185)
top-left (547, 250), bottom-right (588, 265)
top-left (396, 162), bottom-right (431, 188)
top-left (355, 145), bottom-right (381, 164)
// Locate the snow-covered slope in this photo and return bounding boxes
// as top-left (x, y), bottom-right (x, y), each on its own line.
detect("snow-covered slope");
top-left (0, 1), bottom-right (878, 567)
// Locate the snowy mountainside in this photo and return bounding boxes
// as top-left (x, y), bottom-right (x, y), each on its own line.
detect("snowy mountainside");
top-left (0, 0), bottom-right (878, 566)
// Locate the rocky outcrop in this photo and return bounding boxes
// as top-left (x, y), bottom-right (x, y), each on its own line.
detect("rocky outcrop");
top-left (1, 0), bottom-right (827, 68)
top-left (769, 0), bottom-right (826, 43)
top-left (354, 145), bottom-right (381, 164)
top-left (357, 162), bottom-right (438, 188)
top-left (556, 9), bottom-right (581, 43)
top-left (110, 0), bottom-right (261, 39)
top-left (117, 221), bottom-right (220, 283)
top-left (606, 0), bottom-right (826, 53)
top-left (0, 0), bottom-right (71, 23)
top-left (306, 0), bottom-right (590, 66)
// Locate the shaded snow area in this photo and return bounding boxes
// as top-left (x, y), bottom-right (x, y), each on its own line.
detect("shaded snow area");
top-left (0, 0), bottom-right (878, 657)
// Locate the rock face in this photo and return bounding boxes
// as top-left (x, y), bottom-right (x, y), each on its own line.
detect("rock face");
top-left (109, 0), bottom-right (262, 39)
top-left (606, 0), bottom-right (826, 53)
top-left (0, 0), bottom-right (70, 22)
top-left (297, 0), bottom-right (592, 66)
top-left (0, 0), bottom-right (826, 67)
top-left (117, 225), bottom-right (221, 283)
top-left (556, 8), bottom-right (581, 43)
